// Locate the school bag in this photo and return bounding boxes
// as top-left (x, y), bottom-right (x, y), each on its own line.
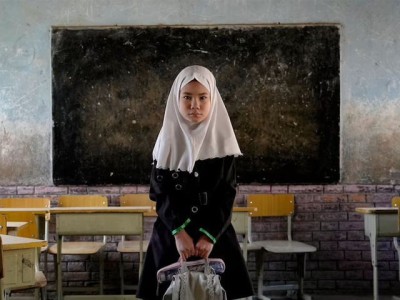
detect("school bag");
top-left (157, 258), bottom-right (227, 300)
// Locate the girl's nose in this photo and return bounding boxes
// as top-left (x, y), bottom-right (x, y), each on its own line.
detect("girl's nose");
top-left (191, 99), bottom-right (200, 109)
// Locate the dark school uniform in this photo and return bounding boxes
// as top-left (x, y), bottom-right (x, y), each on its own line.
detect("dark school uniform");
top-left (136, 155), bottom-right (254, 300)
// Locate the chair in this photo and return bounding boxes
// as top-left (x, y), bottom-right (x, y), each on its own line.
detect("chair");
top-left (232, 207), bottom-right (256, 263)
top-left (391, 197), bottom-right (400, 280)
top-left (0, 198), bottom-right (50, 300)
top-left (48, 195), bottom-right (108, 295)
top-left (117, 194), bottom-right (156, 294)
top-left (0, 236), bottom-right (4, 299)
top-left (0, 215), bottom-right (6, 235)
top-left (0, 198), bottom-right (50, 241)
top-left (247, 194), bottom-right (317, 300)
top-left (0, 236), bottom-right (3, 278)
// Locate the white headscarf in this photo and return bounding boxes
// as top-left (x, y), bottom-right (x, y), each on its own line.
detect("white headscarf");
top-left (152, 65), bottom-right (242, 173)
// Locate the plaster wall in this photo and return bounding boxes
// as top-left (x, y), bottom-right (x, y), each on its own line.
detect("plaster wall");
top-left (1, 0), bottom-right (400, 185)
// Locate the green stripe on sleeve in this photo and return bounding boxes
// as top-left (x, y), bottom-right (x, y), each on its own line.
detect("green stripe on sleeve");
top-left (199, 227), bottom-right (217, 244)
top-left (172, 218), bottom-right (191, 235)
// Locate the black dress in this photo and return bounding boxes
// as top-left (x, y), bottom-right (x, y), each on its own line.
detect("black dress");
top-left (136, 156), bottom-right (254, 300)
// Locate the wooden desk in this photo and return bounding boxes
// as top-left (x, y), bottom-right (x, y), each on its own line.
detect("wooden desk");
top-left (0, 234), bottom-right (47, 300)
top-left (356, 207), bottom-right (400, 300)
top-left (232, 206), bottom-right (257, 213)
top-left (0, 208), bottom-right (49, 214)
top-left (50, 206), bottom-right (150, 300)
top-left (6, 221), bottom-right (28, 236)
top-left (0, 208), bottom-right (50, 240)
top-left (232, 206), bottom-right (257, 263)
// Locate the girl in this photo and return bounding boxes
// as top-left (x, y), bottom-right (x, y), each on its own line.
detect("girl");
top-left (137, 65), bottom-right (253, 299)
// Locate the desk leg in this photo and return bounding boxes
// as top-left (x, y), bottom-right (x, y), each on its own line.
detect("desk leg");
top-left (297, 253), bottom-right (305, 299)
top-left (366, 214), bottom-right (379, 300)
top-left (2, 290), bottom-right (10, 300)
top-left (370, 234), bottom-right (379, 300)
top-left (256, 250), bottom-right (271, 300)
top-left (57, 234), bottom-right (63, 300)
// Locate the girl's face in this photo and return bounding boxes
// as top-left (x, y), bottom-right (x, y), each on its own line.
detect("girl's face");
top-left (179, 80), bottom-right (211, 124)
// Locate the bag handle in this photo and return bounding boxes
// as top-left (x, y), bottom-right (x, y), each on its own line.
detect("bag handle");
top-left (180, 258), bottom-right (215, 275)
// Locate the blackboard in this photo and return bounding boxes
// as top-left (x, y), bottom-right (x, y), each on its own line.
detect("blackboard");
top-left (52, 25), bottom-right (340, 185)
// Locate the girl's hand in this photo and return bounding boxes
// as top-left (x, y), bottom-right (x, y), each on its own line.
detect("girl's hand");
top-left (195, 235), bottom-right (214, 259)
top-left (174, 230), bottom-right (195, 261)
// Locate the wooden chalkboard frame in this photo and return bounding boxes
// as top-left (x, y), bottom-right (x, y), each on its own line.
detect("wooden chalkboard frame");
top-left (52, 25), bottom-right (340, 185)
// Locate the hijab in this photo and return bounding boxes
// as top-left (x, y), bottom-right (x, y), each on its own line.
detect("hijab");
top-left (152, 65), bottom-right (242, 173)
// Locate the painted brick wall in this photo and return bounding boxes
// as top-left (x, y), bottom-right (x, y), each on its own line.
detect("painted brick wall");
top-left (2, 184), bottom-right (400, 298)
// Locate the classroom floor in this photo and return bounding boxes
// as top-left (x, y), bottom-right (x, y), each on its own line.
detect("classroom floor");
top-left (312, 296), bottom-right (394, 300)
top-left (247, 294), bottom-right (397, 300)
top-left (259, 296), bottom-right (396, 300)
top-left (8, 295), bottom-right (398, 300)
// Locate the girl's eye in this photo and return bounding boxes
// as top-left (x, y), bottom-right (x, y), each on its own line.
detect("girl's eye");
top-left (183, 96), bottom-right (192, 100)
top-left (200, 96), bottom-right (208, 101)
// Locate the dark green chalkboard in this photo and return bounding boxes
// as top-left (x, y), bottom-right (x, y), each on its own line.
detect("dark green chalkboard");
top-left (52, 25), bottom-right (340, 185)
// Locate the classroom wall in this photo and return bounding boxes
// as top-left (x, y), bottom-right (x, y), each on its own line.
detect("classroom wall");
top-left (1, 0), bottom-right (400, 185)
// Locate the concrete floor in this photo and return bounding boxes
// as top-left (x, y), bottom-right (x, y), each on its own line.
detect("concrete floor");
top-left (8, 293), bottom-right (400, 300)
top-left (258, 296), bottom-right (396, 300)
top-left (236, 296), bottom-right (389, 300)
top-left (313, 296), bottom-right (394, 300)
top-left (8, 294), bottom-right (398, 299)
